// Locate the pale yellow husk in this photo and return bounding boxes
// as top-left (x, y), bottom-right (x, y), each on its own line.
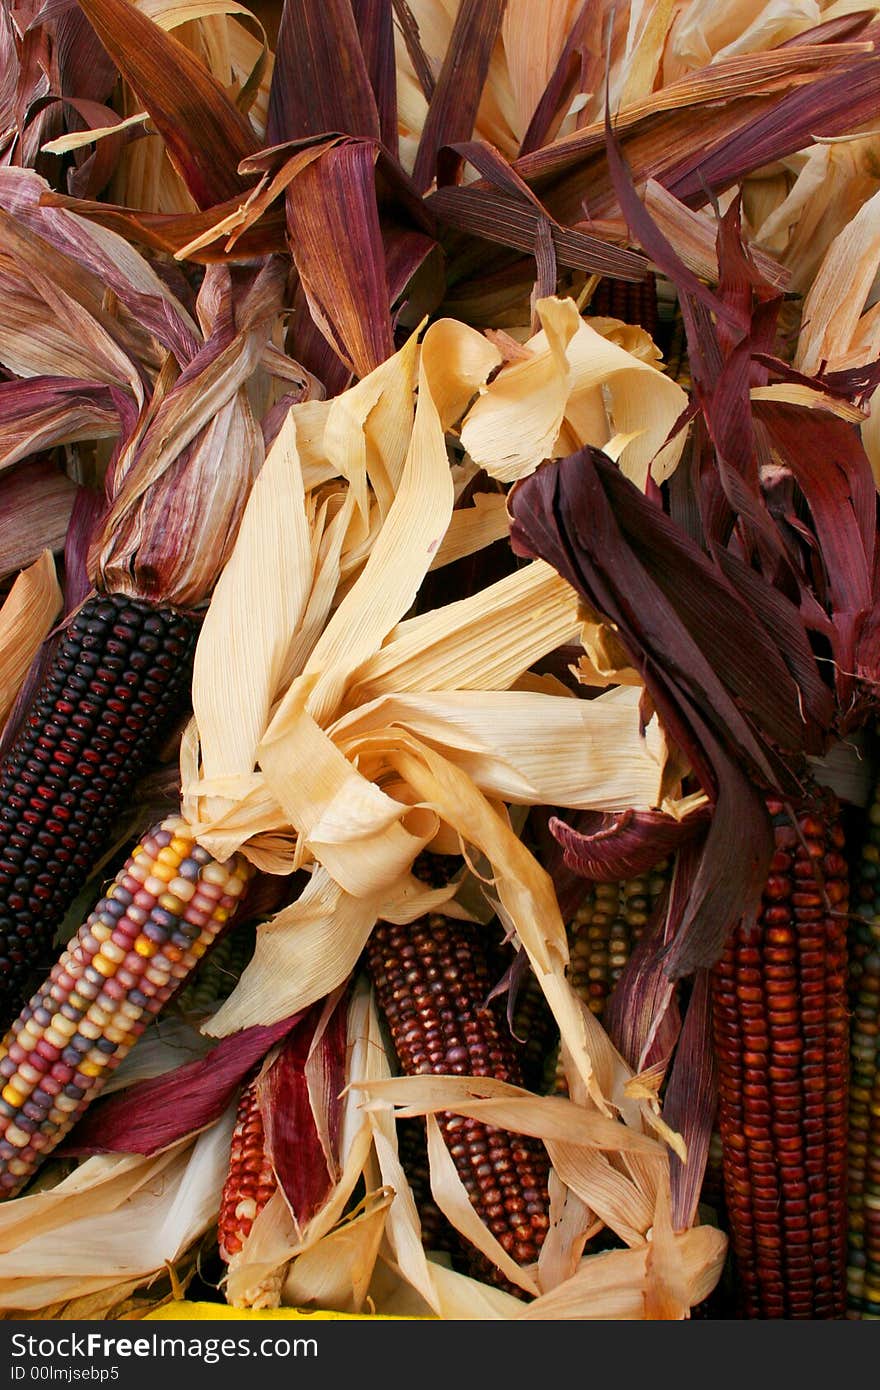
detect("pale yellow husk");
top-left (0, 550), bottom-right (62, 730)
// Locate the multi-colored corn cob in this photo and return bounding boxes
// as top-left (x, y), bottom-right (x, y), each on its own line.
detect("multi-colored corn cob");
top-left (846, 782), bottom-right (880, 1318)
top-left (546, 864), bottom-right (670, 1094)
top-left (0, 816), bottom-right (252, 1198)
top-left (218, 1069), bottom-right (277, 1266)
top-left (711, 790), bottom-right (849, 1319)
top-left (0, 593), bottom-right (199, 1027)
top-left (365, 914), bottom-right (550, 1277)
top-left (587, 271), bottom-right (659, 338)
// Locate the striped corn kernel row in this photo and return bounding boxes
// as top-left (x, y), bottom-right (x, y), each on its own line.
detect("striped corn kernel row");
top-left (588, 272), bottom-right (659, 337)
top-left (712, 791), bottom-right (849, 1319)
top-left (0, 816), bottom-right (253, 1198)
top-left (218, 1069), bottom-right (277, 1266)
top-left (365, 914), bottom-right (550, 1276)
top-left (846, 787), bottom-right (880, 1318)
top-left (0, 593), bottom-right (199, 1029)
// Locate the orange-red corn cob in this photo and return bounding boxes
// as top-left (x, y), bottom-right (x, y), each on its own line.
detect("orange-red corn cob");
top-left (218, 1070), bottom-right (277, 1265)
top-left (846, 781), bottom-right (880, 1318)
top-left (365, 914), bottom-right (550, 1274)
top-left (711, 790), bottom-right (849, 1319)
top-left (0, 593), bottom-right (199, 1027)
top-left (0, 816), bottom-right (252, 1198)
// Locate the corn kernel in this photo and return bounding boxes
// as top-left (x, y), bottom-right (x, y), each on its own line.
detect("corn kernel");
top-left (2, 1084), bottom-right (25, 1108)
top-left (134, 938), bottom-right (158, 959)
top-left (92, 955), bottom-right (116, 978)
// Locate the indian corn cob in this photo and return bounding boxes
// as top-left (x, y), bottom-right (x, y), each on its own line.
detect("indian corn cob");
top-left (846, 781), bottom-right (880, 1318)
top-left (396, 1116), bottom-right (459, 1256)
top-left (547, 863), bottom-right (670, 1093)
top-left (365, 914), bottom-right (550, 1276)
top-left (588, 271), bottom-right (658, 337)
top-left (218, 1069), bottom-right (277, 1266)
top-left (0, 593), bottom-right (199, 1027)
top-left (711, 789), bottom-right (849, 1319)
top-left (0, 815), bottom-right (252, 1198)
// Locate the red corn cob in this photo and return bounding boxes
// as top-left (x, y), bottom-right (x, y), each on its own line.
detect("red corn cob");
top-left (711, 789), bottom-right (849, 1319)
top-left (218, 1070), bottom-right (277, 1265)
top-left (0, 593), bottom-right (199, 1027)
top-left (0, 815), bottom-right (252, 1198)
top-left (365, 914), bottom-right (550, 1280)
top-left (588, 271), bottom-right (659, 337)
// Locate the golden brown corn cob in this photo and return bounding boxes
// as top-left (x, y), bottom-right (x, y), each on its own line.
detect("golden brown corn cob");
top-left (846, 785), bottom-right (880, 1318)
top-left (711, 790), bottom-right (849, 1319)
top-left (0, 593), bottom-right (199, 1028)
top-left (0, 816), bottom-right (252, 1198)
top-left (365, 914), bottom-right (550, 1275)
top-left (218, 1070), bottom-right (277, 1265)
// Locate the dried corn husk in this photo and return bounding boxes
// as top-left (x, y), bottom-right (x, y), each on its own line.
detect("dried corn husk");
top-left (0, 550), bottom-right (62, 730)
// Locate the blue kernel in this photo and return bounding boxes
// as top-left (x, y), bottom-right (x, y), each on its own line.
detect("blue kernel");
top-left (70, 1035), bottom-right (91, 1055)
top-left (178, 858), bottom-right (201, 881)
top-left (0, 1099), bottom-right (17, 1119)
top-left (111, 887), bottom-right (132, 908)
top-left (31, 1089), bottom-right (52, 1109)
top-left (150, 906), bottom-right (178, 931)
top-left (128, 991), bottom-right (149, 1009)
top-left (95, 1037), bottom-right (117, 1054)
top-left (62, 1046), bottom-right (81, 1067)
top-left (60, 1002), bottom-right (81, 1022)
top-left (15, 1115), bottom-right (36, 1134)
top-left (32, 1006), bottom-right (52, 1028)
top-left (142, 921), bottom-right (169, 944)
top-left (22, 1102), bottom-right (45, 1122)
top-left (64, 1084), bottom-right (84, 1100)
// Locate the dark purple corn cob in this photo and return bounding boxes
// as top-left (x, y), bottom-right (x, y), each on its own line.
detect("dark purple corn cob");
top-left (0, 592), bottom-right (199, 1027)
top-left (365, 914), bottom-right (551, 1279)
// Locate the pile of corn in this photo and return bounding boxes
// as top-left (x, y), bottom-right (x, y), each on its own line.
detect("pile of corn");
top-left (0, 0), bottom-right (878, 1325)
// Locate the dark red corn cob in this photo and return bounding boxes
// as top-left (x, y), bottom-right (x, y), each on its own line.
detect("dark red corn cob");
top-left (365, 914), bottom-right (551, 1279)
top-left (711, 789), bottom-right (850, 1319)
top-left (0, 592), bottom-right (199, 1027)
top-left (218, 1070), bottom-right (278, 1265)
top-left (588, 271), bottom-right (659, 337)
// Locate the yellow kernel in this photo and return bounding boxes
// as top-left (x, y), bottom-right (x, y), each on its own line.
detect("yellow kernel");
top-left (224, 877), bottom-right (246, 898)
top-left (170, 836), bottom-right (193, 857)
top-left (23, 1019), bottom-right (43, 1040)
top-left (44, 1026), bottom-right (68, 1049)
top-left (157, 845), bottom-right (182, 867)
top-left (92, 954), bottom-right (116, 978)
top-left (119, 1001), bottom-right (142, 1022)
top-left (100, 942), bottom-right (125, 965)
top-left (69, 993), bottom-right (88, 1013)
top-left (200, 863), bottom-right (229, 886)
top-left (211, 908), bottom-right (229, 925)
top-left (134, 937), bottom-right (158, 958)
top-left (104, 1026), bottom-right (130, 1046)
top-left (127, 860), bottom-right (148, 882)
top-left (2, 1084), bottom-right (25, 1107)
top-left (159, 893), bottom-right (183, 915)
top-left (131, 844), bottom-right (144, 858)
top-left (17, 1031), bottom-right (37, 1052)
top-left (77, 1061), bottom-right (103, 1079)
top-left (91, 922), bottom-right (112, 942)
top-left (153, 864), bottom-right (177, 885)
top-left (167, 878), bottom-right (195, 902)
top-left (189, 941), bottom-right (208, 960)
top-left (7, 1158), bottom-right (30, 1177)
top-left (86, 1007), bottom-right (110, 1029)
top-left (53, 1095), bottom-right (79, 1114)
top-left (78, 1019), bottom-right (101, 1042)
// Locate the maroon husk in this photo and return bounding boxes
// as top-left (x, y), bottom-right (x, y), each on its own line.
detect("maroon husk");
top-left (258, 999), bottom-right (347, 1225)
top-left (351, 0), bottom-right (398, 155)
top-left (547, 806), bottom-right (710, 882)
top-left (268, 0), bottom-right (380, 145)
top-left (663, 970), bottom-right (717, 1232)
top-left (411, 0), bottom-right (507, 193)
top-left (60, 1015), bottom-right (305, 1156)
top-left (76, 0), bottom-right (260, 208)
